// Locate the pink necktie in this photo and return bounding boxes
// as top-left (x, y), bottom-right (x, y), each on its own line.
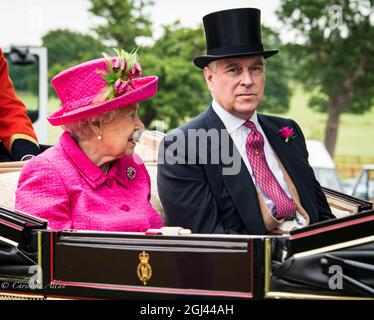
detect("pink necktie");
top-left (244, 120), bottom-right (296, 219)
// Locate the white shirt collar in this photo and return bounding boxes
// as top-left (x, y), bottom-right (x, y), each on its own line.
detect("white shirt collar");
top-left (211, 99), bottom-right (260, 133)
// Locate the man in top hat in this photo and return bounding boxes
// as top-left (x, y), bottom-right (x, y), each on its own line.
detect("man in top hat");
top-left (157, 8), bottom-right (334, 235)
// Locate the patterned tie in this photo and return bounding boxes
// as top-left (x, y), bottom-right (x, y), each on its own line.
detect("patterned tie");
top-left (244, 120), bottom-right (296, 219)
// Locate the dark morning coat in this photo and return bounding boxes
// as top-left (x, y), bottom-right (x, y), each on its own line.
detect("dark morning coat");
top-left (157, 105), bottom-right (334, 235)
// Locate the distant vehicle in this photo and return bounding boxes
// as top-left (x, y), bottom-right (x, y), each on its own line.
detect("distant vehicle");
top-left (341, 178), bottom-right (356, 195)
top-left (3, 47), bottom-right (48, 144)
top-left (351, 164), bottom-right (374, 201)
top-left (306, 140), bottom-right (344, 192)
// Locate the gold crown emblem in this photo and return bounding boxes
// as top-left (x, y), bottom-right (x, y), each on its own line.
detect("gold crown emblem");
top-left (137, 251), bottom-right (152, 285)
top-left (139, 251), bottom-right (149, 264)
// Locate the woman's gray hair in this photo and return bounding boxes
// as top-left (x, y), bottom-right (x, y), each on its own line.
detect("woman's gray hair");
top-left (62, 109), bottom-right (120, 140)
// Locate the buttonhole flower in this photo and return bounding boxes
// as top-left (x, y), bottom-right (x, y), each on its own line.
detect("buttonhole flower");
top-left (279, 127), bottom-right (296, 143)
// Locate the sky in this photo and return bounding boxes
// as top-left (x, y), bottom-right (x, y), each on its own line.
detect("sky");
top-left (0, 0), bottom-right (283, 48)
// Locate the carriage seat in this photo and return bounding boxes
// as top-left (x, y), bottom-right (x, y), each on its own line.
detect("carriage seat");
top-left (0, 131), bottom-right (166, 219)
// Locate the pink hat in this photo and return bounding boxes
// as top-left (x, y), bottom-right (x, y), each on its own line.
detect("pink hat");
top-left (48, 50), bottom-right (158, 126)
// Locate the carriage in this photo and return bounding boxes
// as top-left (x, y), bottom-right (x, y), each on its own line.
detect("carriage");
top-left (0, 131), bottom-right (373, 300)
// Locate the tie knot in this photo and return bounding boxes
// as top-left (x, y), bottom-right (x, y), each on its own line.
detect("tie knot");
top-left (244, 120), bottom-right (258, 132)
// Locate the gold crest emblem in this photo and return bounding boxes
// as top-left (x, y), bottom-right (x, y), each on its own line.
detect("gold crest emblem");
top-left (137, 251), bottom-right (152, 285)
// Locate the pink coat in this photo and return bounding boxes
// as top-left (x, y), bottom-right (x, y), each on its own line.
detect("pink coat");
top-left (15, 132), bottom-right (164, 232)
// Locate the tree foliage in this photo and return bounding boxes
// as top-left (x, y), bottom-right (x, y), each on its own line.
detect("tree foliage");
top-left (42, 29), bottom-right (106, 96)
top-left (139, 23), bottom-right (292, 129)
top-left (139, 23), bottom-right (210, 129)
top-left (261, 26), bottom-right (292, 114)
top-left (42, 29), bottom-right (106, 68)
top-left (277, 0), bottom-right (374, 155)
top-left (42, 1), bottom-right (292, 131)
top-left (89, 0), bottom-right (154, 48)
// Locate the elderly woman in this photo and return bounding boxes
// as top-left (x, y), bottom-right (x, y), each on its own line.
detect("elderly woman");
top-left (15, 49), bottom-right (164, 232)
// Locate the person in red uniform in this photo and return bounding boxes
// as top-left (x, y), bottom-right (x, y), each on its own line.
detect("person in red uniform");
top-left (0, 48), bottom-right (40, 161)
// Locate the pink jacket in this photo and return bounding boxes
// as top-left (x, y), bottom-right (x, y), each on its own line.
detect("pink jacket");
top-left (15, 132), bottom-right (164, 232)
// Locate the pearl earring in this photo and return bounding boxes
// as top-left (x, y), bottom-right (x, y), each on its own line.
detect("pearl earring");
top-left (97, 130), bottom-right (103, 140)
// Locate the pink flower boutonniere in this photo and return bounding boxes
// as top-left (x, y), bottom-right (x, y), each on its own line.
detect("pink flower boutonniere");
top-left (279, 127), bottom-right (296, 143)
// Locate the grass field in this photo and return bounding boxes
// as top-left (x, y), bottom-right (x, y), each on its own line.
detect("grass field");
top-left (47, 96), bottom-right (63, 145)
top-left (45, 84), bottom-right (374, 161)
top-left (16, 91), bottom-right (38, 111)
top-left (268, 85), bottom-right (374, 159)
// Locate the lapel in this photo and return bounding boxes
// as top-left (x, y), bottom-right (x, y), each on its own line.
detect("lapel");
top-left (257, 114), bottom-right (311, 206)
top-left (204, 106), bottom-right (266, 233)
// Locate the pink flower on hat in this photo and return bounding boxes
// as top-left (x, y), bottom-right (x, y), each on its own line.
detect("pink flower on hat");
top-left (99, 48), bottom-right (142, 101)
top-left (114, 80), bottom-right (130, 96)
top-left (279, 127), bottom-right (295, 143)
top-left (131, 63), bottom-right (142, 78)
top-left (112, 58), bottom-right (120, 70)
top-left (113, 79), bottom-right (122, 92)
top-left (47, 47), bottom-right (158, 126)
top-left (112, 57), bottom-right (126, 72)
top-left (121, 59), bottom-right (126, 71)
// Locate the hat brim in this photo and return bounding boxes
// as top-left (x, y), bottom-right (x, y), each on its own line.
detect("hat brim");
top-left (48, 76), bottom-right (158, 126)
top-left (193, 50), bottom-right (279, 69)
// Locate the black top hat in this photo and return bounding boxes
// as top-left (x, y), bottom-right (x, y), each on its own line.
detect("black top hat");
top-left (194, 8), bottom-right (279, 69)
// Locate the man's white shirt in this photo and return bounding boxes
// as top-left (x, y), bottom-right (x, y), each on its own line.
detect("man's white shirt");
top-left (211, 99), bottom-right (294, 217)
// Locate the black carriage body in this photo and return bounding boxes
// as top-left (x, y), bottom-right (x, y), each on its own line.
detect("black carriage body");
top-left (0, 190), bottom-right (373, 300)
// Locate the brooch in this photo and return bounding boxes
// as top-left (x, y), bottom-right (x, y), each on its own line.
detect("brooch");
top-left (127, 167), bottom-right (136, 179)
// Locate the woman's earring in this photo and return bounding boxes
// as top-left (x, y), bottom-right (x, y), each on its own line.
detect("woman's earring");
top-left (92, 121), bottom-right (102, 140)
top-left (97, 130), bottom-right (103, 140)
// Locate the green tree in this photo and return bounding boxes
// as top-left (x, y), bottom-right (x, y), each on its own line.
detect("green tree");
top-left (89, 0), bottom-right (154, 48)
top-left (88, 0), bottom-right (292, 129)
top-left (43, 29), bottom-right (106, 68)
top-left (139, 23), bottom-right (292, 129)
top-left (139, 23), bottom-right (210, 128)
top-left (261, 26), bottom-right (292, 114)
top-left (277, 0), bottom-right (374, 156)
top-left (42, 29), bottom-right (106, 95)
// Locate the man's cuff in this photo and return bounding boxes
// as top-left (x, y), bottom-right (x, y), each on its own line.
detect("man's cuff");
top-left (11, 139), bottom-right (41, 161)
